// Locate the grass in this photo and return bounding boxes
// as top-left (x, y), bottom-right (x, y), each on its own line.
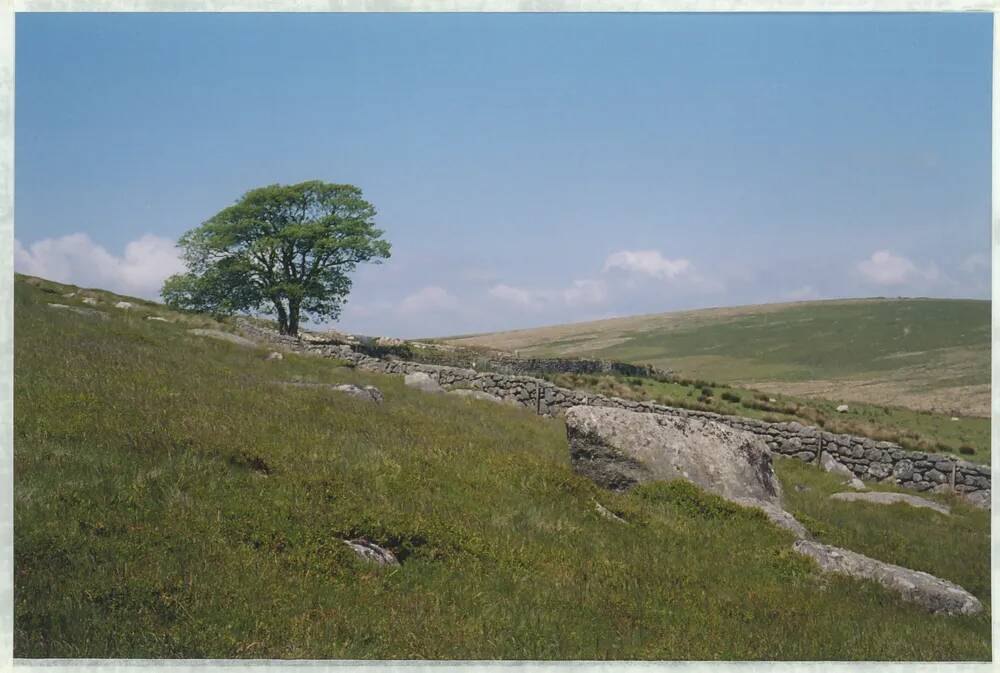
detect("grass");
top-left (542, 373), bottom-right (991, 465)
top-left (444, 298), bottom-right (990, 417)
top-left (12, 275), bottom-right (991, 660)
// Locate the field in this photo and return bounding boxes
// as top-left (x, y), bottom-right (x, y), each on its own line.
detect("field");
top-left (444, 298), bottom-right (991, 417)
top-left (12, 275), bottom-right (991, 660)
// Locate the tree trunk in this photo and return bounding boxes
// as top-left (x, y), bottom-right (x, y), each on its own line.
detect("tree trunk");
top-left (274, 300), bottom-right (289, 335)
top-left (287, 298), bottom-right (301, 337)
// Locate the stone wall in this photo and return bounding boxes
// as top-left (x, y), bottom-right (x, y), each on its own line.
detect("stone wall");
top-left (304, 341), bottom-right (991, 504)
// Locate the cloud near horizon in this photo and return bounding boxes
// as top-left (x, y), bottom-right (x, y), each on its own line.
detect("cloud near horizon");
top-left (14, 233), bottom-right (184, 299)
top-left (489, 279), bottom-right (608, 312)
top-left (856, 250), bottom-right (939, 286)
top-left (602, 249), bottom-right (693, 280)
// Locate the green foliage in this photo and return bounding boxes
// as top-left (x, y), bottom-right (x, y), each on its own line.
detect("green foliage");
top-left (162, 181), bottom-right (390, 335)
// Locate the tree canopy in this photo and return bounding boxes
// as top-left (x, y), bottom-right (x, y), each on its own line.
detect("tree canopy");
top-left (162, 181), bottom-right (390, 335)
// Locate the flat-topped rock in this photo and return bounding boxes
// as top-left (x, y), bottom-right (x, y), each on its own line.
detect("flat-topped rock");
top-left (564, 405), bottom-right (783, 505)
top-left (830, 491), bottom-right (950, 515)
top-left (793, 539), bottom-right (982, 616)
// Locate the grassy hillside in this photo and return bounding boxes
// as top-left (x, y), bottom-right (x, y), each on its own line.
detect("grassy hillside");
top-left (444, 298), bottom-right (991, 417)
top-left (13, 276), bottom-right (991, 660)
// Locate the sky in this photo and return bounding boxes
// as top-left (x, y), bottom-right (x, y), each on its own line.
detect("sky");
top-left (14, 12), bottom-right (992, 338)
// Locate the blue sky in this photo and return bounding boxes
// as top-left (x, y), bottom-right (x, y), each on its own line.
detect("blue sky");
top-left (14, 12), bottom-right (992, 337)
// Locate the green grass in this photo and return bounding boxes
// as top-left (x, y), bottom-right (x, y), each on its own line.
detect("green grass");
top-left (13, 276), bottom-right (991, 659)
top-left (584, 300), bottom-right (988, 380)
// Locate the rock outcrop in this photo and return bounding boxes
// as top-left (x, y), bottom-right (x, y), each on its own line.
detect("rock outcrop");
top-left (793, 540), bottom-right (982, 616)
top-left (564, 405), bottom-right (783, 505)
top-left (829, 491), bottom-right (950, 515)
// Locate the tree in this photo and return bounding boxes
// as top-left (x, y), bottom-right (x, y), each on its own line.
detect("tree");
top-left (162, 181), bottom-right (390, 336)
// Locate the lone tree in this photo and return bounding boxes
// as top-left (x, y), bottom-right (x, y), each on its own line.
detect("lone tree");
top-left (162, 181), bottom-right (390, 336)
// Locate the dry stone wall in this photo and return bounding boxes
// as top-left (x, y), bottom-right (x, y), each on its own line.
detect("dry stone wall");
top-left (288, 339), bottom-right (991, 505)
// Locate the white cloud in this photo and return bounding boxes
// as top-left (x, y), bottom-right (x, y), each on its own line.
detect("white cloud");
top-left (602, 249), bottom-right (693, 280)
top-left (397, 286), bottom-right (460, 315)
top-left (856, 250), bottom-right (924, 286)
top-left (14, 233), bottom-right (184, 298)
top-left (488, 279), bottom-right (608, 312)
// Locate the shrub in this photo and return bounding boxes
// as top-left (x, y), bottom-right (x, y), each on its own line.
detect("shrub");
top-left (720, 391), bottom-right (740, 403)
top-left (960, 445), bottom-right (976, 455)
top-left (700, 386), bottom-right (713, 397)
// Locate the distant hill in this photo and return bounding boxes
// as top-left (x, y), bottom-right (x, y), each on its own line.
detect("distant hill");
top-left (443, 298), bottom-right (991, 417)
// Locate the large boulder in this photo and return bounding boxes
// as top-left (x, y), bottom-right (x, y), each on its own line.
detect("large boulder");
top-left (404, 371), bottom-right (443, 393)
top-left (564, 406), bottom-right (783, 505)
top-left (793, 540), bottom-right (982, 616)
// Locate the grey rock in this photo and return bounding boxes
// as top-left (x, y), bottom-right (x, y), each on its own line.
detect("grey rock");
top-left (835, 404), bottom-right (849, 413)
top-left (793, 540), bottom-right (982, 616)
top-left (276, 381), bottom-right (383, 403)
top-left (829, 491), bottom-right (950, 515)
top-left (846, 477), bottom-right (867, 491)
top-left (46, 303), bottom-right (108, 320)
top-left (593, 500), bottom-right (628, 524)
top-left (794, 484), bottom-right (810, 493)
top-left (564, 405), bottom-right (783, 504)
top-left (404, 371), bottom-right (444, 393)
top-left (265, 351), bottom-right (284, 361)
top-left (892, 459), bottom-right (914, 481)
top-left (447, 388), bottom-right (515, 405)
top-left (188, 328), bottom-right (257, 347)
top-left (964, 490), bottom-right (991, 510)
top-left (925, 469), bottom-right (946, 484)
top-left (332, 384), bottom-right (384, 403)
top-left (81, 297), bottom-right (99, 305)
top-left (819, 452), bottom-right (855, 481)
top-left (145, 316), bottom-right (171, 322)
top-left (114, 301), bottom-right (133, 310)
top-left (731, 497), bottom-right (810, 539)
top-left (866, 462), bottom-right (892, 480)
top-left (343, 539), bottom-right (399, 566)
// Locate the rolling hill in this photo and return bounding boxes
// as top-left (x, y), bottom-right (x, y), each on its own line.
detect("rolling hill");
top-left (11, 275), bottom-right (991, 659)
top-left (443, 298), bottom-right (991, 417)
